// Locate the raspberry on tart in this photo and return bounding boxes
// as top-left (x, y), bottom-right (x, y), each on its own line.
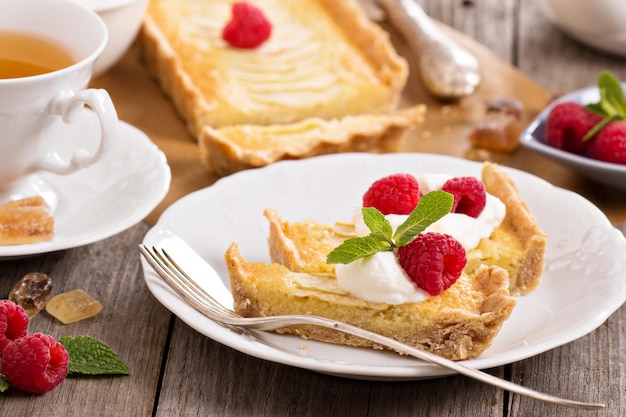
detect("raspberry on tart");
top-left (397, 232), bottom-right (467, 296)
top-left (362, 173), bottom-right (421, 215)
top-left (222, 2), bottom-right (272, 49)
top-left (441, 176), bottom-right (487, 218)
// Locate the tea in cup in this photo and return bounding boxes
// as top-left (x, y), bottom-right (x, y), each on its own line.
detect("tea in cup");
top-left (0, 0), bottom-right (118, 187)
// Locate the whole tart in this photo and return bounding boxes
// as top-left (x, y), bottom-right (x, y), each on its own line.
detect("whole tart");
top-left (142, 0), bottom-right (409, 131)
top-left (141, 0), bottom-right (424, 176)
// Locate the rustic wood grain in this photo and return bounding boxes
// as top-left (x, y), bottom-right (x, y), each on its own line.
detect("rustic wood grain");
top-left (0, 223), bottom-right (171, 417)
top-left (157, 320), bottom-right (505, 417)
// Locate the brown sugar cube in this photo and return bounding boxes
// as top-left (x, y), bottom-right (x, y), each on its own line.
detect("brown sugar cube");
top-left (9, 272), bottom-right (53, 318)
top-left (469, 98), bottom-right (524, 153)
top-left (469, 112), bottom-right (522, 153)
top-left (45, 289), bottom-right (103, 324)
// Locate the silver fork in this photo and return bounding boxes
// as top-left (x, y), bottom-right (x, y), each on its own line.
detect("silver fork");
top-left (138, 243), bottom-right (605, 411)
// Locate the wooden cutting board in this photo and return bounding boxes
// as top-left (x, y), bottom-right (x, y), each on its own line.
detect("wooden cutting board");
top-left (92, 22), bottom-right (626, 226)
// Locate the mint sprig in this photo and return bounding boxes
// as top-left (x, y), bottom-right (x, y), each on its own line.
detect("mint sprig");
top-left (60, 336), bottom-right (130, 376)
top-left (583, 70), bottom-right (626, 140)
top-left (326, 190), bottom-right (454, 264)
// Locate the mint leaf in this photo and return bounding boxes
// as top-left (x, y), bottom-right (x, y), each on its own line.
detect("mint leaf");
top-left (326, 190), bottom-right (453, 264)
top-left (60, 336), bottom-right (130, 376)
top-left (361, 207), bottom-right (393, 241)
top-left (326, 207), bottom-right (394, 264)
top-left (585, 102), bottom-right (604, 116)
top-left (583, 70), bottom-right (626, 141)
top-left (394, 191), bottom-right (454, 247)
top-left (326, 234), bottom-right (392, 264)
top-left (0, 373), bottom-right (9, 393)
top-left (598, 70), bottom-right (626, 117)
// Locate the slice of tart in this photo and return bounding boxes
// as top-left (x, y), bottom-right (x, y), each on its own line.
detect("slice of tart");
top-left (226, 242), bottom-right (516, 361)
top-left (224, 162), bottom-right (545, 360)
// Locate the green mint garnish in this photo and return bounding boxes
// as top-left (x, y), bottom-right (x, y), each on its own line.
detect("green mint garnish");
top-left (583, 70), bottom-right (626, 140)
top-left (0, 373), bottom-right (9, 393)
top-left (60, 336), bottom-right (130, 376)
top-left (326, 190), bottom-right (454, 264)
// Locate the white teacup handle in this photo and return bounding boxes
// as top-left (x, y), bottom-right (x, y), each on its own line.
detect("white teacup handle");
top-left (37, 88), bottom-right (118, 174)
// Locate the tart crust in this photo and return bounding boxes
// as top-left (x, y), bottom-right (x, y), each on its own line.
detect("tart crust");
top-left (468, 162), bottom-right (547, 295)
top-left (200, 106), bottom-right (425, 177)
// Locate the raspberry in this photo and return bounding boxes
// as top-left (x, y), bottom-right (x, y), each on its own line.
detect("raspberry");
top-left (1, 333), bottom-right (69, 393)
top-left (397, 232), bottom-right (466, 296)
top-left (222, 2), bottom-right (272, 49)
top-left (362, 173), bottom-right (421, 215)
top-left (545, 102), bottom-right (602, 154)
top-left (441, 176), bottom-right (486, 218)
top-left (0, 300), bottom-right (29, 351)
top-left (587, 121), bottom-right (626, 165)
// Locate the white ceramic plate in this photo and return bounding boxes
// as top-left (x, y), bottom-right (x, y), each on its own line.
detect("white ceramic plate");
top-left (0, 111), bottom-right (171, 258)
top-left (141, 153), bottom-right (626, 380)
top-left (520, 83), bottom-right (626, 190)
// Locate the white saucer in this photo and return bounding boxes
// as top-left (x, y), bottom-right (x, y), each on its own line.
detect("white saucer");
top-left (0, 111), bottom-right (171, 258)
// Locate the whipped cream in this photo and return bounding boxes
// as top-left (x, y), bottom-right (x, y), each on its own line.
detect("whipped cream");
top-left (335, 251), bottom-right (427, 304)
top-left (336, 174), bottom-right (506, 305)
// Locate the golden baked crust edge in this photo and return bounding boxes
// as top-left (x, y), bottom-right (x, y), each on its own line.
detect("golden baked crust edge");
top-left (200, 106), bottom-right (426, 177)
top-left (481, 162), bottom-right (547, 295)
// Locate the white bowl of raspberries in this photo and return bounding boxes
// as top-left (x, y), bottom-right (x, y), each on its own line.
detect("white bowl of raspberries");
top-left (521, 71), bottom-right (626, 190)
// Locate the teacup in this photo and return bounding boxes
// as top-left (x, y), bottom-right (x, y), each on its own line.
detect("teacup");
top-left (0, 0), bottom-right (118, 188)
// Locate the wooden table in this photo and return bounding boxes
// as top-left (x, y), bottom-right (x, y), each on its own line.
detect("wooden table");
top-left (1, 1), bottom-right (625, 415)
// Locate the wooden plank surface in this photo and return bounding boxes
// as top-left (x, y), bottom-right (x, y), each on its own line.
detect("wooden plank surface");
top-left (0, 222), bottom-right (171, 417)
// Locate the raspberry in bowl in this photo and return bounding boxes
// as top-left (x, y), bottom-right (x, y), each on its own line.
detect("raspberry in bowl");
top-left (520, 72), bottom-right (626, 190)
